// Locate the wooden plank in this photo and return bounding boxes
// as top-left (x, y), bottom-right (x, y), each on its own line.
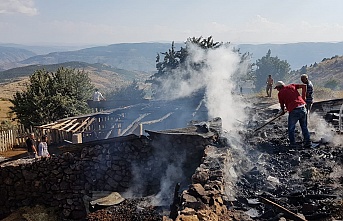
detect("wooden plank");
top-left (66, 122), bottom-right (80, 132)
top-left (72, 117), bottom-right (91, 133)
top-left (36, 121), bottom-right (56, 128)
top-left (141, 112), bottom-right (173, 125)
top-left (120, 113), bottom-right (150, 136)
top-left (81, 117), bottom-right (96, 132)
top-left (260, 197), bottom-right (307, 221)
top-left (50, 119), bottom-right (72, 129)
top-left (59, 119), bottom-right (78, 131)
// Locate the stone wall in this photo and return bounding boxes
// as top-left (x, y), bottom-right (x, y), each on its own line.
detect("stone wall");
top-left (0, 132), bottom-right (214, 220)
top-left (170, 145), bottom-right (232, 221)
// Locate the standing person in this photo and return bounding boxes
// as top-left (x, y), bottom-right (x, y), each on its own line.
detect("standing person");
top-left (93, 88), bottom-right (105, 101)
top-left (266, 75), bottom-right (274, 97)
top-left (274, 81), bottom-right (312, 148)
top-left (93, 88), bottom-right (106, 111)
top-left (300, 74), bottom-right (314, 114)
top-left (26, 133), bottom-right (37, 158)
top-left (38, 135), bottom-right (50, 158)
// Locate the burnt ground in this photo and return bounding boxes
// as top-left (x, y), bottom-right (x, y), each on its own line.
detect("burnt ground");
top-left (1, 97), bottom-right (342, 221)
top-left (229, 97), bottom-right (343, 221)
top-left (85, 97), bottom-right (343, 221)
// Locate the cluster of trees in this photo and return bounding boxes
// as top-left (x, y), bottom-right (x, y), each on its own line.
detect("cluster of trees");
top-left (10, 36), bottom-right (293, 128)
top-left (10, 68), bottom-right (94, 127)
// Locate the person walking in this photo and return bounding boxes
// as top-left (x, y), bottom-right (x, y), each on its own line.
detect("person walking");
top-left (25, 133), bottom-right (37, 158)
top-left (266, 75), bottom-right (274, 97)
top-left (300, 74), bottom-right (314, 114)
top-left (38, 135), bottom-right (50, 158)
top-left (274, 81), bottom-right (312, 148)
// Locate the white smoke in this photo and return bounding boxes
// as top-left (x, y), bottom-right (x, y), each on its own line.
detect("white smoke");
top-left (151, 163), bottom-right (184, 206)
top-left (309, 112), bottom-right (343, 146)
top-left (151, 42), bottom-right (252, 205)
top-left (157, 43), bottom-right (250, 133)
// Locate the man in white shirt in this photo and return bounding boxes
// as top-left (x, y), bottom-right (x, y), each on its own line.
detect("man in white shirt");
top-left (93, 88), bottom-right (105, 111)
top-left (93, 88), bottom-right (105, 101)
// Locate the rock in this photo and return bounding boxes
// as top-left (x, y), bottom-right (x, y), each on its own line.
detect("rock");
top-left (90, 192), bottom-right (125, 207)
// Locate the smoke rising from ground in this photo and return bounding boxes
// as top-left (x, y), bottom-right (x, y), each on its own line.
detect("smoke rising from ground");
top-left (157, 43), bottom-right (250, 133)
top-left (154, 43), bottom-right (253, 203)
top-left (309, 112), bottom-right (343, 146)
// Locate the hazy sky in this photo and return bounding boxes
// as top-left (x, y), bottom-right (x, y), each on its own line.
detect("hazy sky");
top-left (1, 0), bottom-right (343, 46)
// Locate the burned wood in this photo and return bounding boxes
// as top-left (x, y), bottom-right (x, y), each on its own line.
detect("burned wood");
top-left (169, 182), bottom-right (181, 220)
top-left (259, 197), bottom-right (307, 221)
top-left (254, 113), bottom-right (283, 132)
top-left (283, 194), bottom-right (338, 200)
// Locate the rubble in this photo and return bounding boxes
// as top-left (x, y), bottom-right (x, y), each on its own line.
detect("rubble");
top-left (1, 98), bottom-right (342, 221)
top-left (85, 98), bottom-right (343, 220)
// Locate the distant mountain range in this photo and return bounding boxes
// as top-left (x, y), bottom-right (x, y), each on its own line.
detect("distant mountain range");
top-left (0, 41), bottom-right (343, 90)
top-left (1, 42), bottom-right (343, 73)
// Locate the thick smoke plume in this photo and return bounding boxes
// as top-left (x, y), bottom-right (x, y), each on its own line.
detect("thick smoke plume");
top-left (150, 43), bottom-right (252, 203)
top-left (157, 43), bottom-right (250, 133)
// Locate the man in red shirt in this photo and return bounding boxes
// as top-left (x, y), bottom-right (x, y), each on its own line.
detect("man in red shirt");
top-left (274, 81), bottom-right (311, 148)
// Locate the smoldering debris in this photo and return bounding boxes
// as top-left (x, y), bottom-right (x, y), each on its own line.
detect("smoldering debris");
top-left (85, 98), bottom-right (342, 220)
top-left (232, 99), bottom-right (343, 221)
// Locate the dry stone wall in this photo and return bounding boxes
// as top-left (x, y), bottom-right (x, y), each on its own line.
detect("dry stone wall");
top-left (0, 133), bottom-right (214, 220)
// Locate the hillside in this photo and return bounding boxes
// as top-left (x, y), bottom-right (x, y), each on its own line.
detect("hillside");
top-left (0, 61), bottom-right (151, 92)
top-left (2, 42), bottom-right (343, 74)
top-left (17, 43), bottom-right (184, 73)
top-left (0, 46), bottom-right (36, 71)
top-left (238, 42), bottom-right (343, 70)
top-left (0, 61), bottom-right (152, 122)
top-left (286, 55), bottom-right (343, 90)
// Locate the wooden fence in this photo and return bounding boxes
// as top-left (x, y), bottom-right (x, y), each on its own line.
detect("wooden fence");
top-left (0, 124), bottom-right (37, 153)
top-left (0, 130), bottom-right (15, 152)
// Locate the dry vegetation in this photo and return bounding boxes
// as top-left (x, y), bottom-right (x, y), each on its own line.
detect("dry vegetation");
top-left (0, 77), bottom-right (28, 122)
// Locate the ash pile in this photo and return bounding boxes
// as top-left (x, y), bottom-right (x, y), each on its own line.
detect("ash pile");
top-left (230, 100), bottom-right (343, 220)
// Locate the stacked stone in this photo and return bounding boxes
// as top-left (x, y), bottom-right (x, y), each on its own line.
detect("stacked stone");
top-left (174, 145), bottom-right (233, 221)
top-left (0, 132), bottom-right (215, 220)
top-left (0, 135), bottom-right (153, 220)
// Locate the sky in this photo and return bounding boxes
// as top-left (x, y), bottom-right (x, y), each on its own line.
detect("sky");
top-left (1, 0), bottom-right (343, 46)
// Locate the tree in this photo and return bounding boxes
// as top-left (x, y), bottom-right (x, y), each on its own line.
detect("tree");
top-left (10, 67), bottom-right (94, 127)
top-left (253, 49), bottom-right (291, 91)
top-left (147, 36), bottom-right (250, 97)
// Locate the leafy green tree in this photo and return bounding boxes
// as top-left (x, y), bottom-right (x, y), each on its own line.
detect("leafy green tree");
top-left (253, 49), bottom-right (291, 91)
top-left (10, 67), bottom-right (93, 127)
